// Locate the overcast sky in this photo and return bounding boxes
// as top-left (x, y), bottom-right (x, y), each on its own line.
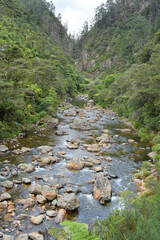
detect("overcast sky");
top-left (48, 0), bottom-right (105, 35)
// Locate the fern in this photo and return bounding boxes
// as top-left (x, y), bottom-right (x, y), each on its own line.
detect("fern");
top-left (49, 221), bottom-right (100, 240)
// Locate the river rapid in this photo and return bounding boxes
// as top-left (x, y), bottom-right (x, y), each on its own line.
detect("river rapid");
top-left (0, 96), bottom-right (150, 239)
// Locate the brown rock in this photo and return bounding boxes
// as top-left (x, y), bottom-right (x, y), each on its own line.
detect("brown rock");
top-left (55, 209), bottom-right (66, 223)
top-left (66, 161), bottom-right (84, 170)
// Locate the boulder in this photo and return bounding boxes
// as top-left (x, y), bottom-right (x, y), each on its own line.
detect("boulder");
top-left (39, 156), bottom-right (57, 165)
top-left (46, 210), bottom-right (57, 217)
top-left (42, 185), bottom-right (58, 201)
top-left (0, 145), bottom-right (8, 152)
top-left (0, 192), bottom-right (11, 202)
top-left (3, 235), bottom-right (14, 240)
top-left (16, 234), bottom-right (28, 240)
top-left (30, 215), bottom-right (45, 225)
top-left (22, 178), bottom-right (31, 184)
top-left (70, 117), bottom-right (92, 130)
top-left (29, 183), bottom-right (42, 195)
top-left (28, 232), bottom-right (44, 240)
top-left (93, 173), bottom-right (112, 204)
top-left (1, 180), bottom-right (13, 189)
top-left (18, 198), bottom-right (35, 209)
top-left (38, 116), bottom-right (58, 129)
top-left (64, 109), bottom-right (76, 116)
top-left (96, 134), bottom-right (110, 143)
top-left (66, 161), bottom-right (84, 170)
top-left (55, 209), bottom-right (66, 223)
top-left (0, 201), bottom-right (8, 210)
top-left (36, 195), bottom-right (46, 204)
top-left (37, 146), bottom-right (52, 154)
top-left (18, 163), bottom-right (35, 173)
top-left (86, 144), bottom-right (99, 152)
top-left (57, 194), bottom-right (80, 211)
top-left (94, 166), bottom-right (103, 172)
top-left (147, 151), bottom-right (157, 162)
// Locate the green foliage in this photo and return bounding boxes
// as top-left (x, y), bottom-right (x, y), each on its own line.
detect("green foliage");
top-left (0, 0), bottom-right (84, 139)
top-left (49, 221), bottom-right (100, 240)
top-left (103, 74), bottom-right (115, 88)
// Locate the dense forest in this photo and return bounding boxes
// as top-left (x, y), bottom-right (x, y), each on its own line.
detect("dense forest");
top-left (0, 0), bottom-right (85, 139)
top-left (0, 0), bottom-right (160, 239)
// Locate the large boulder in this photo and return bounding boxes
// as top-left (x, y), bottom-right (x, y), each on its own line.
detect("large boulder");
top-left (93, 173), bottom-right (112, 204)
top-left (70, 117), bottom-right (92, 130)
top-left (57, 194), bottom-right (80, 211)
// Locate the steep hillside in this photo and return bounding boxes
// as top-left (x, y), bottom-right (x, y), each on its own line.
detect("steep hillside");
top-left (75, 0), bottom-right (160, 79)
top-left (0, 0), bottom-right (84, 139)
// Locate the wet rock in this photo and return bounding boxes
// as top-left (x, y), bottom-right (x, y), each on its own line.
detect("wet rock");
top-left (94, 166), bottom-right (103, 172)
top-left (8, 201), bottom-right (15, 212)
top-left (88, 179), bottom-right (95, 184)
top-left (66, 138), bottom-right (81, 149)
top-left (16, 214), bottom-right (28, 220)
top-left (46, 210), bottom-right (57, 217)
top-left (87, 144), bottom-right (99, 152)
top-left (22, 178), bottom-right (31, 184)
top-left (42, 185), bottom-right (58, 201)
top-left (28, 232), bottom-right (44, 240)
top-left (57, 193), bottom-right (80, 211)
top-left (18, 164), bottom-right (35, 173)
top-left (16, 234), bottom-right (28, 240)
top-left (18, 198), bottom-right (35, 209)
top-left (55, 209), bottom-right (66, 223)
top-left (66, 161), bottom-right (84, 170)
top-left (30, 215), bottom-right (45, 225)
top-left (86, 158), bottom-right (101, 165)
top-left (1, 180), bottom-right (13, 189)
top-left (38, 116), bottom-right (58, 129)
top-left (11, 169), bottom-right (18, 176)
top-left (37, 146), bottom-right (53, 154)
top-left (38, 156), bottom-right (57, 165)
top-left (55, 130), bottom-right (67, 136)
top-left (96, 134), bottom-right (110, 143)
top-left (3, 235), bottom-right (14, 240)
top-left (64, 109), bottom-right (76, 116)
top-left (128, 139), bottom-right (135, 143)
top-left (104, 156), bottom-right (112, 162)
top-left (0, 193), bottom-right (11, 202)
top-left (0, 201), bottom-right (8, 210)
top-left (13, 180), bottom-right (22, 184)
top-left (147, 151), bottom-right (157, 162)
top-left (20, 147), bottom-right (30, 153)
top-left (116, 128), bottom-right (131, 133)
top-left (29, 183), bottom-right (42, 195)
top-left (70, 117), bottom-right (92, 130)
top-left (93, 173), bottom-right (112, 204)
top-left (0, 145), bottom-right (8, 152)
top-left (36, 195), bottom-right (46, 204)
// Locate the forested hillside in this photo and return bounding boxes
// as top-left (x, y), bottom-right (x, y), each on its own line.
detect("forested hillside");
top-left (0, 0), bottom-right (84, 139)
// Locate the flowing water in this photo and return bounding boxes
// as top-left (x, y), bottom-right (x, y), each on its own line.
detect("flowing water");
top-left (0, 97), bottom-right (150, 238)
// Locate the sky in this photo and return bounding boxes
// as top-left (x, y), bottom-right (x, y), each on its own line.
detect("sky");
top-left (48, 0), bottom-right (105, 35)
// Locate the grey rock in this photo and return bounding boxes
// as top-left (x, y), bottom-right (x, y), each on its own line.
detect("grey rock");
top-left (18, 198), bottom-right (35, 209)
top-left (46, 210), bottom-right (57, 217)
top-left (29, 183), bottom-right (42, 195)
top-left (22, 178), bottom-right (31, 184)
top-left (93, 173), bottom-right (112, 204)
top-left (3, 235), bottom-right (14, 240)
top-left (0, 192), bottom-right (11, 202)
top-left (70, 117), bottom-right (92, 130)
top-left (57, 193), bottom-right (80, 211)
top-left (0, 145), bottom-right (8, 152)
top-left (30, 215), bottom-right (45, 225)
top-left (18, 164), bottom-right (35, 173)
top-left (16, 234), bottom-right (28, 240)
top-left (28, 232), bottom-right (44, 240)
top-left (1, 180), bottom-right (13, 189)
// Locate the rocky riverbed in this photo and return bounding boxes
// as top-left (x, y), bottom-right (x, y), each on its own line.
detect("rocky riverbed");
top-left (0, 96), bottom-right (151, 239)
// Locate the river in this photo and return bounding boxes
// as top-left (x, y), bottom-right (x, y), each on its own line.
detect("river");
top-left (0, 96), bottom-right (150, 239)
